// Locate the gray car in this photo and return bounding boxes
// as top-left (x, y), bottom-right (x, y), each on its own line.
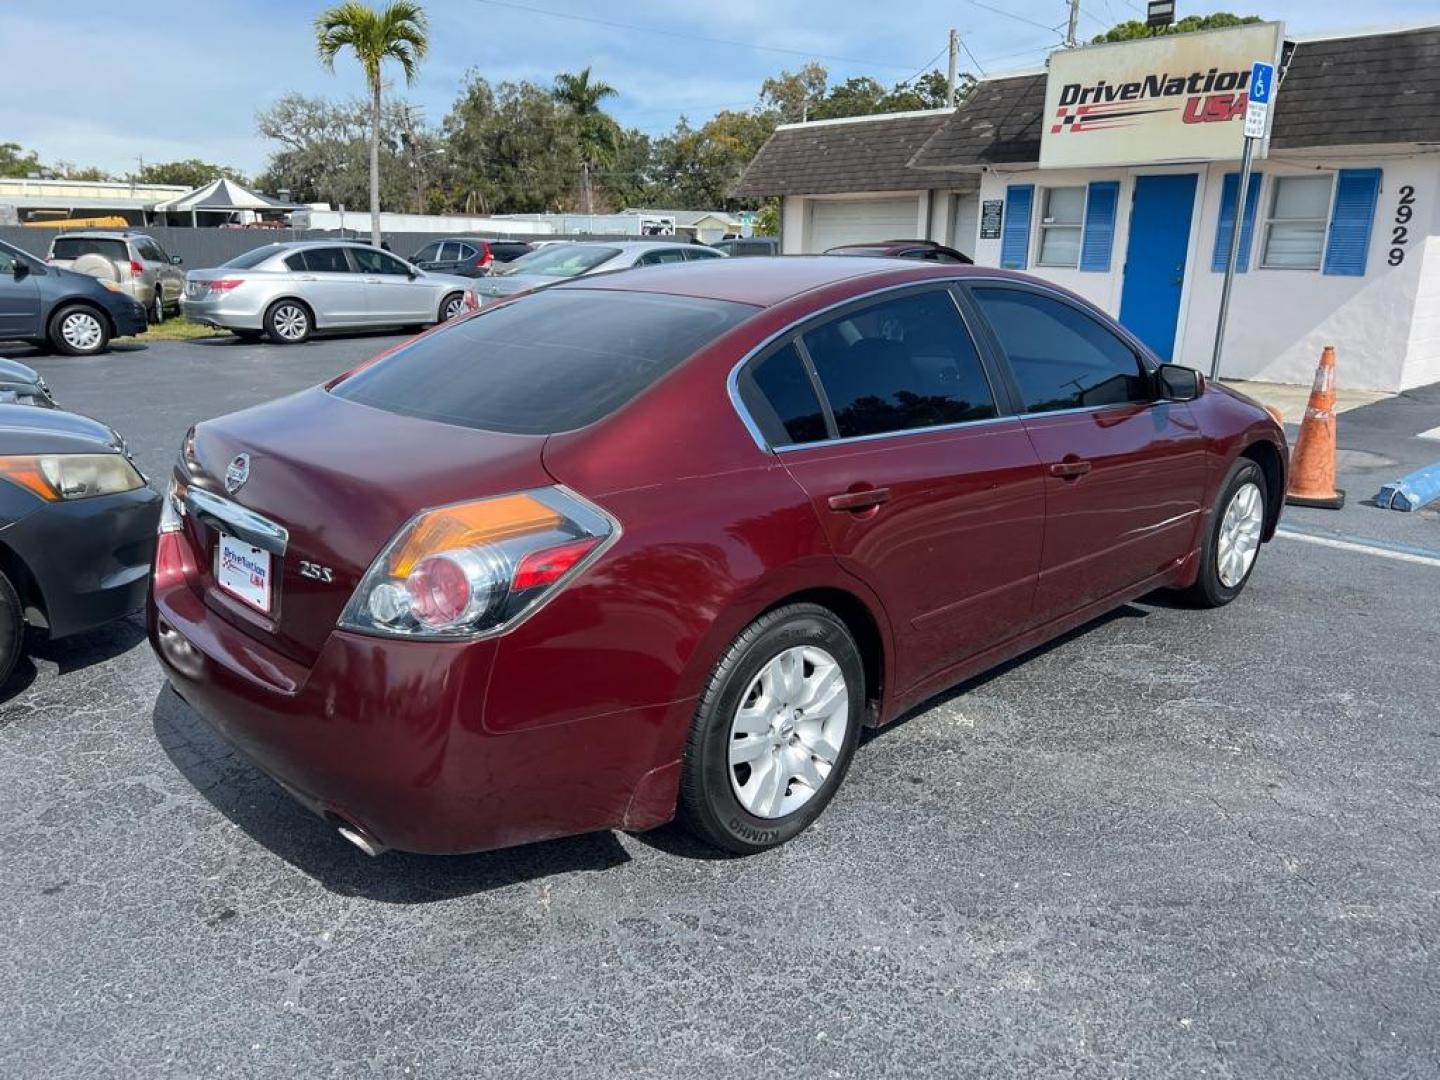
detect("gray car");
top-left (473, 240), bottom-right (726, 304)
top-left (45, 230), bottom-right (185, 325)
top-left (180, 241), bottom-right (479, 344)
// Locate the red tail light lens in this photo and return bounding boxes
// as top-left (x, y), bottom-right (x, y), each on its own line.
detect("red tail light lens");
top-left (339, 487), bottom-right (616, 638)
top-left (129, 260), bottom-right (145, 276)
top-left (206, 279), bottom-right (245, 292)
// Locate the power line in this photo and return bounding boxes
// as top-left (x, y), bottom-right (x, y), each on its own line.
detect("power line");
top-left (963, 0), bottom-right (1066, 37)
top-left (959, 36), bottom-right (989, 77)
top-left (898, 44), bottom-right (949, 88)
top-left (471, 0), bottom-right (923, 71)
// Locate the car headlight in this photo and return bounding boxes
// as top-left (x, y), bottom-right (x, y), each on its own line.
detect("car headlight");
top-left (0, 453), bottom-right (146, 501)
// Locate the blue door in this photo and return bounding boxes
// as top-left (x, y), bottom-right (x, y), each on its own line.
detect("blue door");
top-left (1118, 174), bottom-right (1197, 362)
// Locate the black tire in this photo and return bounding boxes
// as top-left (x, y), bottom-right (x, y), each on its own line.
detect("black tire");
top-left (439, 291), bottom-right (466, 322)
top-left (232, 329), bottom-right (264, 343)
top-left (48, 304), bottom-right (111, 357)
top-left (1181, 457), bottom-right (1268, 608)
top-left (264, 299), bottom-right (312, 344)
top-left (0, 569), bottom-right (24, 690)
top-left (678, 603), bottom-right (864, 854)
top-left (150, 287), bottom-right (166, 325)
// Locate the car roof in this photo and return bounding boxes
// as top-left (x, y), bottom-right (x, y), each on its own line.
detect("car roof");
top-left (558, 255), bottom-right (1016, 308)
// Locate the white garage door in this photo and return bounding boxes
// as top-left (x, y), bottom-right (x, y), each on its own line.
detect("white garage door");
top-left (807, 197), bottom-right (921, 252)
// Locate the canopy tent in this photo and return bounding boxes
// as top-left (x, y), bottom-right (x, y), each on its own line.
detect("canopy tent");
top-left (150, 178), bottom-right (306, 225)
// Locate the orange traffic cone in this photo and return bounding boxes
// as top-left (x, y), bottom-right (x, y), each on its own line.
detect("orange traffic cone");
top-left (1286, 345), bottom-right (1345, 509)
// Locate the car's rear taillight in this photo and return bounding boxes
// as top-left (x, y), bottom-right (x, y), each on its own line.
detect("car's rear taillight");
top-left (129, 259), bottom-right (145, 276)
top-left (476, 242), bottom-right (493, 269)
top-left (338, 487), bottom-right (616, 639)
top-left (205, 279), bottom-right (245, 292)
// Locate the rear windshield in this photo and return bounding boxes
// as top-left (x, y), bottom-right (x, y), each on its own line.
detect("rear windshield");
top-left (331, 288), bottom-right (755, 434)
top-left (51, 237), bottom-right (128, 261)
top-left (222, 246), bottom-right (282, 269)
top-left (497, 245), bottom-right (619, 278)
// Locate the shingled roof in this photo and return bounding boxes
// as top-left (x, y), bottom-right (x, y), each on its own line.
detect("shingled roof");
top-left (733, 110), bottom-right (953, 198)
top-left (909, 25), bottom-right (1440, 171)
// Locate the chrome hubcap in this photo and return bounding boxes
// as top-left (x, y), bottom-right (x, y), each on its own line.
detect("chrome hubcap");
top-left (1217, 480), bottom-right (1264, 587)
top-left (273, 305), bottom-right (308, 340)
top-left (444, 296), bottom-right (465, 319)
top-left (61, 312), bottom-right (103, 350)
top-left (729, 645), bottom-right (849, 819)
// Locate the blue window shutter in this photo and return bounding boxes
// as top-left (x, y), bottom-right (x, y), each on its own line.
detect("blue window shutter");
top-left (1001, 184), bottom-right (1033, 269)
top-left (1323, 168), bottom-right (1382, 276)
top-left (1079, 181), bottom-right (1119, 272)
top-left (1211, 172), bottom-right (1263, 273)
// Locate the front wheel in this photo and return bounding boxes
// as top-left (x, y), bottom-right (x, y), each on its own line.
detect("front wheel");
top-left (264, 300), bottom-right (312, 344)
top-left (150, 287), bottom-right (166, 325)
top-left (0, 569), bottom-right (24, 689)
top-left (49, 305), bottom-right (111, 356)
top-left (439, 292), bottom-right (467, 322)
top-left (1182, 458), bottom-right (1267, 607)
top-left (678, 604), bottom-right (863, 854)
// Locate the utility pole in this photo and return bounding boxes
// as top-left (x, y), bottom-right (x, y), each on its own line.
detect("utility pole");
top-left (1064, 0), bottom-right (1081, 48)
top-left (947, 29), bottom-right (959, 107)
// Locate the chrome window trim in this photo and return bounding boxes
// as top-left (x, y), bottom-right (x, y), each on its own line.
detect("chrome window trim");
top-left (184, 486), bottom-right (290, 556)
top-left (727, 276), bottom-right (1014, 454)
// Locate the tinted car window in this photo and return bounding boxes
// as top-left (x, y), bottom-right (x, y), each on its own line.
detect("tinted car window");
top-left (412, 242), bottom-right (441, 262)
top-left (333, 289), bottom-right (754, 435)
top-left (283, 253), bottom-right (307, 271)
top-left (683, 247), bottom-right (722, 261)
top-left (971, 287), bottom-right (1151, 413)
top-left (303, 247), bottom-right (352, 273)
top-left (740, 343), bottom-right (828, 447)
top-left (637, 248), bottom-right (686, 266)
top-left (800, 290), bottom-right (996, 439)
top-left (52, 237), bottom-right (129, 261)
top-left (491, 242), bottom-right (532, 261)
top-left (352, 248), bottom-right (411, 275)
top-left (435, 242), bottom-right (458, 262)
top-left (500, 245), bottom-right (620, 278)
top-left (222, 246), bottom-right (283, 269)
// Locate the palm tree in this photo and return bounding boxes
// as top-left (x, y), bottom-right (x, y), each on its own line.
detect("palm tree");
top-left (552, 67), bottom-right (620, 213)
top-left (315, 1), bottom-right (429, 246)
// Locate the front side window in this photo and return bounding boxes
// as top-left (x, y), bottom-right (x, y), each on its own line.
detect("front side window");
top-left (0, 249), bottom-right (16, 274)
top-left (637, 248), bottom-right (686, 266)
top-left (683, 247), bottom-right (722, 261)
top-left (332, 289), bottom-right (754, 435)
top-left (352, 248), bottom-right (411, 275)
top-left (971, 287), bottom-right (1150, 413)
top-left (800, 290), bottom-right (997, 439)
top-left (1036, 187), bottom-right (1085, 267)
top-left (1262, 175), bottom-right (1332, 269)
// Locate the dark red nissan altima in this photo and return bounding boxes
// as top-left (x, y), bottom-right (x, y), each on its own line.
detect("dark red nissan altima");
top-left (149, 257), bottom-right (1286, 857)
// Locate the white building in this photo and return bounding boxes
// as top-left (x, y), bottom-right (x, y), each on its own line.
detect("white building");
top-left (736, 23), bottom-right (1440, 392)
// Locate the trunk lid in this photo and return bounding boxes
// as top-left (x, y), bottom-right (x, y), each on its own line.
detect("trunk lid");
top-left (182, 387), bottom-right (552, 664)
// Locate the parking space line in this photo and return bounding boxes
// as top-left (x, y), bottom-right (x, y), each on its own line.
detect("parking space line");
top-left (1276, 527), bottom-right (1440, 569)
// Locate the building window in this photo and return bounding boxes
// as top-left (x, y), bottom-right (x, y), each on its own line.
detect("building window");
top-left (1261, 175), bottom-right (1333, 270)
top-left (1036, 187), bottom-right (1085, 267)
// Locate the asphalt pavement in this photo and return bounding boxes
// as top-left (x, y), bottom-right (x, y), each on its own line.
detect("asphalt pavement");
top-left (2, 336), bottom-right (1438, 1079)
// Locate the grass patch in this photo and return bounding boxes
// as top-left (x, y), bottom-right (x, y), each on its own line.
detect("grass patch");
top-left (117, 318), bottom-right (232, 343)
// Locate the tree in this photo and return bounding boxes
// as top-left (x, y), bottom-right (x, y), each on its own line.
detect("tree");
top-left (0, 143), bottom-right (42, 179)
top-left (759, 63), bottom-right (828, 124)
top-left (1092, 11), bottom-right (1261, 44)
top-left (48, 162), bottom-right (112, 182)
top-left (134, 159), bottom-right (248, 189)
top-left (315, 0), bottom-right (429, 245)
top-left (551, 67), bottom-right (621, 213)
top-left (650, 109), bottom-right (777, 210)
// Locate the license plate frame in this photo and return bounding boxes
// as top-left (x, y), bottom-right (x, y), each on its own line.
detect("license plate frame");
top-left (215, 533), bottom-right (274, 614)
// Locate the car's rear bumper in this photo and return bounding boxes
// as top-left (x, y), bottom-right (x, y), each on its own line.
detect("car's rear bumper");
top-left (148, 533), bottom-right (675, 854)
top-left (6, 485), bottom-right (160, 638)
top-left (180, 296), bottom-right (265, 331)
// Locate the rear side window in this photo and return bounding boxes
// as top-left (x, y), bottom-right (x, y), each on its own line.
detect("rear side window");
top-left (332, 289), bottom-right (755, 435)
top-left (800, 290), bottom-right (997, 439)
top-left (683, 247), bottom-right (723, 261)
top-left (302, 247), bottom-right (351, 273)
top-left (739, 343), bottom-right (828, 446)
top-left (51, 237), bottom-right (128, 261)
top-left (492, 243), bottom-right (531, 260)
top-left (971, 287), bottom-right (1150, 413)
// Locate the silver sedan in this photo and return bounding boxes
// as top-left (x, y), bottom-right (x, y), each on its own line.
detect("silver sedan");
top-left (180, 241), bottom-right (479, 344)
top-left (473, 240), bottom-right (726, 305)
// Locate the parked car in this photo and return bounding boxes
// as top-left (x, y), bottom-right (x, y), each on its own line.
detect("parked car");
top-left (179, 241), bottom-right (479, 344)
top-left (0, 404), bottom-right (160, 685)
top-left (473, 240), bottom-right (725, 304)
top-left (0, 358), bottom-right (57, 408)
top-left (825, 239), bottom-right (973, 264)
top-left (149, 256), bottom-right (1285, 858)
top-left (710, 237), bottom-right (779, 257)
top-left (408, 237), bottom-right (534, 277)
top-left (0, 238), bottom-right (148, 356)
top-left (45, 230), bottom-right (185, 324)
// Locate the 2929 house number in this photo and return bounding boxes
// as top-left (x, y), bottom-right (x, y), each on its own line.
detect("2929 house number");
top-left (1388, 185), bottom-right (1416, 266)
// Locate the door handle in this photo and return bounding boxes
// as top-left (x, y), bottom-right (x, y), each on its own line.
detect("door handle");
top-left (296, 274), bottom-right (318, 281)
top-left (1049, 460), bottom-right (1092, 480)
top-left (827, 487), bottom-right (891, 512)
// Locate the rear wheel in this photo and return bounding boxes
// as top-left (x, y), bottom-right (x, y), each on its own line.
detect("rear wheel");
top-left (265, 300), bottom-right (312, 344)
top-left (150, 287), bottom-right (166, 325)
top-left (0, 569), bottom-right (24, 690)
top-left (49, 305), bottom-right (110, 356)
top-left (1182, 458), bottom-right (1267, 607)
top-left (678, 604), bottom-right (863, 854)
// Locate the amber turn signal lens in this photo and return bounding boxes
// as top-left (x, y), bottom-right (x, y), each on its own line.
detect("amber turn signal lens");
top-left (386, 493), bottom-right (562, 577)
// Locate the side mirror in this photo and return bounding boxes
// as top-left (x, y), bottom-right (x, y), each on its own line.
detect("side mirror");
top-left (170, 255), bottom-right (183, 265)
top-left (1157, 364), bottom-right (1204, 402)
top-left (11, 261), bottom-right (29, 280)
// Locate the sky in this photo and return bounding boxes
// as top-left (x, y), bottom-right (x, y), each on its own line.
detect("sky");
top-left (4, 0), bottom-right (1436, 178)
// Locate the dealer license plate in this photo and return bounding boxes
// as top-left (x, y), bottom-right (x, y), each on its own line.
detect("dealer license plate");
top-left (216, 533), bottom-right (273, 613)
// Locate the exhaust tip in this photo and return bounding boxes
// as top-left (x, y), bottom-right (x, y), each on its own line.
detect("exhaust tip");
top-left (335, 822), bottom-right (386, 858)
